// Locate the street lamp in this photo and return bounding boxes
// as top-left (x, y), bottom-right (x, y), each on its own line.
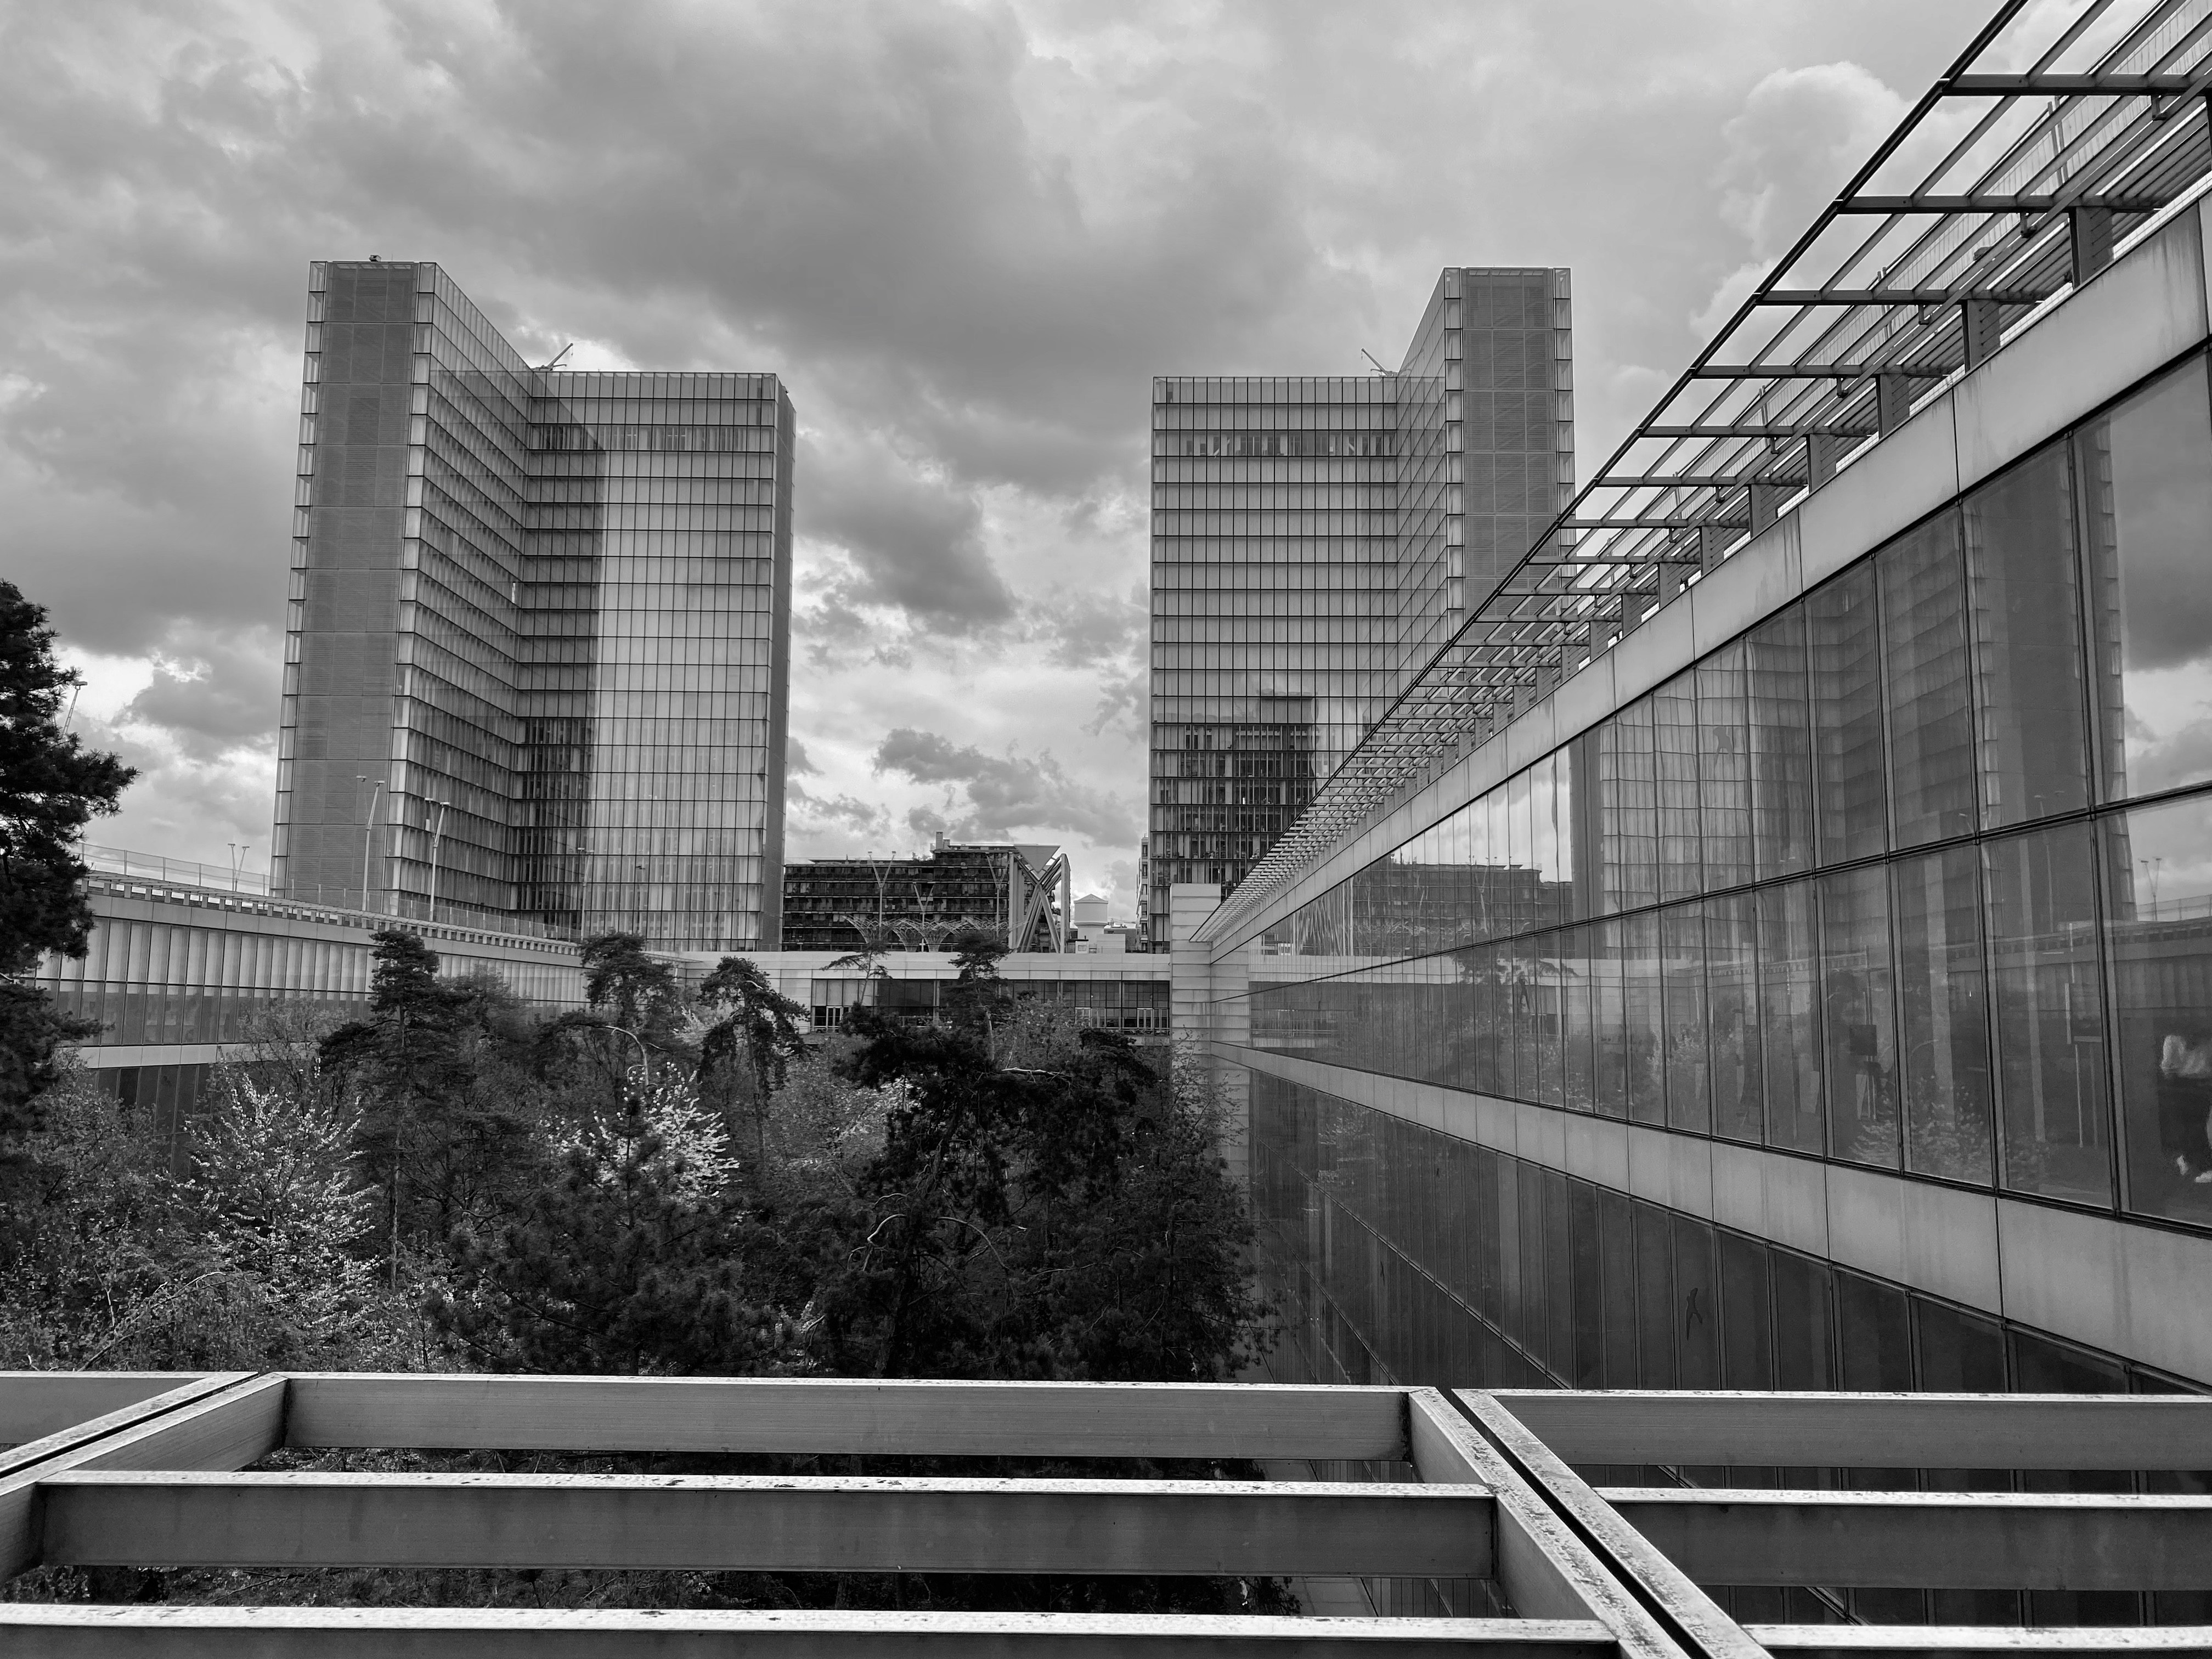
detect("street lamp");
top-left (357, 775), bottom-right (385, 915)
top-left (426, 799), bottom-right (453, 926)
top-left (605, 1023), bottom-right (652, 1086)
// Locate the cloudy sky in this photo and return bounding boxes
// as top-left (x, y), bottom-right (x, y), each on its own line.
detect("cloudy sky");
top-left (3, 0), bottom-right (1995, 913)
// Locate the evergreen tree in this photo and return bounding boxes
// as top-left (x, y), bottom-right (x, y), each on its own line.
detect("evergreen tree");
top-left (0, 580), bottom-right (134, 1195)
top-left (697, 955), bottom-right (806, 1165)
top-left (319, 930), bottom-right (544, 1265)
top-left (818, 1005), bottom-right (1265, 1382)
top-left (580, 932), bottom-right (684, 1042)
top-left (431, 1077), bottom-right (808, 1375)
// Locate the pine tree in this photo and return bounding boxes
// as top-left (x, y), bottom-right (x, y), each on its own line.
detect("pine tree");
top-left (431, 1076), bottom-right (808, 1375)
top-left (697, 955), bottom-right (807, 1166)
top-left (0, 580), bottom-right (134, 1195)
top-left (817, 1004), bottom-right (1266, 1382)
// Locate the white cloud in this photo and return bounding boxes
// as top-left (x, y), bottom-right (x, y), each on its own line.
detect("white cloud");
top-left (3, 0), bottom-right (1989, 893)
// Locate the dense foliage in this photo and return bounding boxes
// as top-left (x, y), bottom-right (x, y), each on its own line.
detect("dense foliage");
top-left (1, 887), bottom-right (1275, 1611)
top-left (0, 579), bottom-right (133, 1213)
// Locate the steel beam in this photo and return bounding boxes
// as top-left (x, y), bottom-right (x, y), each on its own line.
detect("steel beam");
top-left (1592, 476), bottom-right (1809, 489)
top-left (281, 1374), bottom-right (1411, 1462)
top-left (1682, 365), bottom-right (1950, 379)
top-left (1452, 1394), bottom-right (1763, 1659)
top-left (1642, 426), bottom-right (1875, 438)
top-left (1943, 72), bottom-right (2203, 94)
top-left (1757, 289), bottom-right (2054, 306)
top-left (1487, 1390), bottom-right (2212, 1469)
top-left (0, 1374), bottom-right (243, 1481)
top-left (0, 1607), bottom-right (1621, 1657)
top-left (1599, 1489), bottom-right (2212, 1590)
top-left (38, 1471), bottom-right (1494, 1578)
top-left (1751, 1628), bottom-right (2212, 1658)
top-left (0, 1374), bottom-right (285, 1580)
top-left (0, 1374), bottom-right (220, 1450)
top-left (1836, 194), bottom-right (2166, 213)
top-left (1404, 1390), bottom-right (1689, 1659)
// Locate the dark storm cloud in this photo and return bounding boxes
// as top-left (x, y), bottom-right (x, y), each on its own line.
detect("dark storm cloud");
top-left (800, 431), bottom-right (1013, 629)
top-left (122, 624), bottom-right (284, 762)
top-left (873, 726), bottom-right (1137, 845)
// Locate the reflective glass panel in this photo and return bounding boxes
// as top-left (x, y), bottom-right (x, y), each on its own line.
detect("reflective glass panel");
top-left (1559, 924), bottom-right (1596, 1113)
top-left (1819, 864), bottom-right (1900, 1168)
top-left (1592, 918), bottom-right (1628, 1118)
top-left (1656, 670), bottom-right (1701, 901)
top-left (1697, 641), bottom-right (1754, 890)
top-left (2079, 357), bottom-right (2212, 804)
top-left (1600, 701), bottom-right (1658, 911)
top-left (1965, 439), bottom-right (2091, 829)
top-left (1748, 607), bottom-right (1816, 878)
top-left (1623, 911), bottom-right (1664, 1125)
top-left (1892, 844), bottom-right (1994, 1183)
top-left (1706, 891), bottom-right (1763, 1143)
top-left (1758, 879), bottom-right (1825, 1153)
top-left (2102, 790), bottom-right (2212, 1226)
top-left (1984, 821), bottom-right (2113, 1205)
top-left (1809, 566), bottom-right (1889, 863)
top-left (1878, 512), bottom-right (1977, 848)
top-left (1662, 902), bottom-right (1711, 1132)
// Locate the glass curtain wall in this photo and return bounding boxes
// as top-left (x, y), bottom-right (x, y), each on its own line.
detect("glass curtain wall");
top-left (1147, 378), bottom-right (1396, 948)
top-left (1393, 269), bottom-right (1576, 697)
top-left (1249, 1071), bottom-right (2206, 1623)
top-left (1243, 349), bottom-right (2212, 1229)
top-left (535, 373), bottom-right (793, 950)
top-left (275, 263), bottom-right (794, 951)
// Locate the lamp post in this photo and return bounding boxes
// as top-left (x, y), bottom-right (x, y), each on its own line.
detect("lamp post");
top-left (357, 776), bottom-right (385, 915)
top-left (426, 799), bottom-right (453, 926)
top-left (605, 1024), bottom-right (652, 1087)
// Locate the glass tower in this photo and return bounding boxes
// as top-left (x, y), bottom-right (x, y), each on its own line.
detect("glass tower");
top-left (1395, 268), bottom-right (1576, 694)
top-left (1145, 376), bottom-right (1397, 949)
top-left (271, 260), bottom-right (793, 951)
top-left (1144, 268), bottom-right (1573, 949)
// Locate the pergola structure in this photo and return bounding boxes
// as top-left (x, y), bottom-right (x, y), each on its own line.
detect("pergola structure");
top-left (1, 1372), bottom-right (2208, 1652)
top-left (1198, 0), bottom-right (2212, 946)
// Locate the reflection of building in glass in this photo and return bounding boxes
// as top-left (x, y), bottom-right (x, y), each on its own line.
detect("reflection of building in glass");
top-left (1177, 22), bottom-right (2212, 1420)
top-left (780, 843), bottom-right (1068, 954)
top-left (269, 261), bottom-right (793, 951)
top-left (1145, 271), bottom-right (1575, 949)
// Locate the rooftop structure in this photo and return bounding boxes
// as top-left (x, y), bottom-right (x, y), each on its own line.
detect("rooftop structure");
top-left (4, 1372), bottom-right (2210, 1648)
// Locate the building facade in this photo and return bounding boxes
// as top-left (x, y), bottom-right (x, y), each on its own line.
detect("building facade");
top-left (270, 260), bottom-right (793, 951)
top-left (778, 843), bottom-right (1068, 955)
top-left (1145, 269), bottom-right (1573, 950)
top-left (1177, 191), bottom-right (2212, 1407)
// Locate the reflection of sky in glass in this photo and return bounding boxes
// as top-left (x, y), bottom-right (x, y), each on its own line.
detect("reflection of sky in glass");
top-left (2090, 361), bottom-right (2212, 800)
top-left (2111, 790), bottom-right (2212, 916)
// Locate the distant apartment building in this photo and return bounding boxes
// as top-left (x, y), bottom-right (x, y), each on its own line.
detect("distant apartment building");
top-left (269, 259), bottom-right (793, 951)
top-left (1145, 269), bottom-right (1573, 947)
top-left (780, 842), bottom-right (1069, 954)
